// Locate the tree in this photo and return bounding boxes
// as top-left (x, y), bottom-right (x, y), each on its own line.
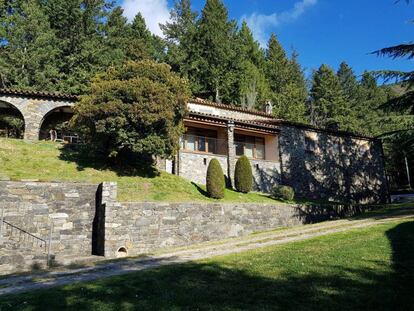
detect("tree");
top-left (235, 21), bottom-right (268, 109)
top-left (234, 155), bottom-right (253, 193)
top-left (206, 158), bottom-right (225, 199)
top-left (0, 0), bottom-right (60, 91)
top-left (265, 35), bottom-right (308, 122)
top-left (161, 0), bottom-right (198, 75)
top-left (70, 60), bottom-right (190, 164)
top-left (193, 0), bottom-right (237, 103)
top-left (309, 64), bottom-right (349, 129)
top-left (42, 0), bottom-right (114, 94)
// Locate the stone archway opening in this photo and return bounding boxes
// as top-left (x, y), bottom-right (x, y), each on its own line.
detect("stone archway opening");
top-left (39, 106), bottom-right (75, 141)
top-left (0, 101), bottom-right (25, 139)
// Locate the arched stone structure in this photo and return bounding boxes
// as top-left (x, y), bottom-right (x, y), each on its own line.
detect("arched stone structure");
top-left (0, 90), bottom-right (76, 141)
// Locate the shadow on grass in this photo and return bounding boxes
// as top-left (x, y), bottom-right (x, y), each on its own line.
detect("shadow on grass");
top-left (191, 182), bottom-right (208, 197)
top-left (58, 144), bottom-right (159, 178)
top-left (2, 221), bottom-right (413, 311)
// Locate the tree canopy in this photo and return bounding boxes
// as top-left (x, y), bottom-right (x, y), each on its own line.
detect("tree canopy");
top-left (70, 60), bottom-right (190, 163)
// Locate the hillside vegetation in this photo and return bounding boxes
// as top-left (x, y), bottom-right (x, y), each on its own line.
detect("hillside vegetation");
top-left (0, 138), bottom-right (278, 203)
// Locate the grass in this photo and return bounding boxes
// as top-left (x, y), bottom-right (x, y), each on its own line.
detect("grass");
top-left (1, 218), bottom-right (413, 310)
top-left (0, 138), bottom-right (281, 203)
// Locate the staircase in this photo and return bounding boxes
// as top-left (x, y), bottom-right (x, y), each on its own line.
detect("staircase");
top-left (0, 219), bottom-right (49, 274)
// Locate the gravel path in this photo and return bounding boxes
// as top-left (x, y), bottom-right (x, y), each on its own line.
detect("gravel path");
top-left (0, 213), bottom-right (412, 296)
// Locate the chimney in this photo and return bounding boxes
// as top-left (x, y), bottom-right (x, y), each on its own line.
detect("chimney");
top-left (265, 101), bottom-right (273, 115)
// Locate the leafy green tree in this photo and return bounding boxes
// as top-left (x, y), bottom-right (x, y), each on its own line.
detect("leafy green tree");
top-left (70, 60), bottom-right (190, 164)
top-left (234, 155), bottom-right (253, 193)
top-left (206, 158), bottom-right (225, 199)
top-left (0, 0), bottom-right (60, 91)
top-left (309, 64), bottom-right (349, 129)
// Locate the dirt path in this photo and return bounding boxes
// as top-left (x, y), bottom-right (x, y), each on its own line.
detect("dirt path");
top-left (0, 213), bottom-right (412, 296)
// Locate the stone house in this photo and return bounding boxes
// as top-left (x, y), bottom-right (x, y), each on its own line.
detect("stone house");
top-left (0, 89), bottom-right (388, 203)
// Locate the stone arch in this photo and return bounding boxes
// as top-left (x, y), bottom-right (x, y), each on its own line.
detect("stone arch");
top-left (0, 100), bottom-right (25, 138)
top-left (0, 94), bottom-right (75, 141)
top-left (39, 105), bottom-right (74, 140)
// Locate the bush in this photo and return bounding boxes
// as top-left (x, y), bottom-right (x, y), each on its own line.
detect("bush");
top-left (234, 155), bottom-right (253, 193)
top-left (272, 185), bottom-right (295, 201)
top-left (206, 159), bottom-right (225, 199)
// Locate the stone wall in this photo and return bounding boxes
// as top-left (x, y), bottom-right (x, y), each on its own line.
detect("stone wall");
top-left (178, 151), bottom-right (281, 192)
top-left (0, 181), bottom-right (98, 258)
top-left (103, 194), bottom-right (302, 257)
top-left (279, 125), bottom-right (388, 203)
top-left (178, 151), bottom-right (228, 185)
top-left (0, 180), bottom-right (378, 274)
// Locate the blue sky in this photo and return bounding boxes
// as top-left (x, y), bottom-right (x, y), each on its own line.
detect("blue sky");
top-left (119, 0), bottom-right (412, 79)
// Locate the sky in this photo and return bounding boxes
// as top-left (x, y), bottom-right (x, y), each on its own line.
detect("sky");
top-left (118, 0), bottom-right (412, 79)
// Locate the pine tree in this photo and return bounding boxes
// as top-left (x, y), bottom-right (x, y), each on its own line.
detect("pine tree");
top-left (0, 0), bottom-right (60, 91)
top-left (161, 0), bottom-right (198, 75)
top-left (42, 0), bottom-right (113, 94)
top-left (193, 0), bottom-right (237, 103)
top-left (309, 64), bottom-right (349, 129)
top-left (265, 35), bottom-right (307, 122)
top-left (236, 21), bottom-right (268, 108)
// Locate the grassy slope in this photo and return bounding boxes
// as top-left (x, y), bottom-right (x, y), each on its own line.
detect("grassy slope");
top-left (1, 218), bottom-right (413, 310)
top-left (0, 138), bottom-right (280, 203)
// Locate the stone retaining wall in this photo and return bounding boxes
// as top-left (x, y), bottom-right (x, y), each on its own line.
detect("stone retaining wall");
top-left (0, 181), bottom-right (98, 258)
top-left (0, 180), bottom-right (375, 274)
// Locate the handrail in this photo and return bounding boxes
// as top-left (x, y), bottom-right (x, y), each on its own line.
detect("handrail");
top-left (1, 220), bottom-right (47, 249)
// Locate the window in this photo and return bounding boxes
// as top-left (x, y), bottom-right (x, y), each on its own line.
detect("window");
top-left (235, 134), bottom-right (265, 159)
top-left (181, 127), bottom-right (219, 154)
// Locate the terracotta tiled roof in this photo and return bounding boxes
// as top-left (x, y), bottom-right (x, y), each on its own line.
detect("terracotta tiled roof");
top-left (0, 88), bottom-right (78, 100)
top-left (186, 111), bottom-right (280, 134)
top-left (190, 97), bottom-right (279, 119)
top-left (260, 119), bottom-right (376, 140)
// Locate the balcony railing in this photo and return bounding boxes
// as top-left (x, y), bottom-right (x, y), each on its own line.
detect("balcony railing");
top-left (180, 134), bottom-right (227, 155)
top-left (180, 134), bottom-right (265, 159)
top-left (235, 141), bottom-right (265, 160)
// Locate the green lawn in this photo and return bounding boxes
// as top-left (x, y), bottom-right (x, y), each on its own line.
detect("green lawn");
top-left (1, 218), bottom-right (413, 310)
top-left (0, 138), bottom-right (281, 203)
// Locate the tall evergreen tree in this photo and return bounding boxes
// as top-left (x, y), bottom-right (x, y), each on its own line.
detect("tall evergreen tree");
top-left (161, 0), bottom-right (198, 75)
top-left (309, 64), bottom-right (348, 129)
top-left (193, 0), bottom-right (237, 103)
top-left (42, 0), bottom-right (113, 94)
top-left (265, 35), bottom-right (307, 122)
top-left (236, 21), bottom-right (268, 108)
top-left (0, 0), bottom-right (60, 91)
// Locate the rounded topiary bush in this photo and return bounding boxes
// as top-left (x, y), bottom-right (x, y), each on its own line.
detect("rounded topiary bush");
top-left (206, 159), bottom-right (225, 199)
top-left (234, 155), bottom-right (253, 193)
top-left (272, 185), bottom-right (295, 201)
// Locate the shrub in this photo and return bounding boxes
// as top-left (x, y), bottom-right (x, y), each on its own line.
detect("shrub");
top-left (234, 155), bottom-right (253, 193)
top-left (272, 185), bottom-right (295, 201)
top-left (206, 159), bottom-right (225, 199)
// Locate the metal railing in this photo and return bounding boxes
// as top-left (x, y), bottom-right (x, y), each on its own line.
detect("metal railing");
top-left (234, 141), bottom-right (265, 160)
top-left (1, 219), bottom-right (47, 250)
top-left (180, 134), bottom-right (227, 155)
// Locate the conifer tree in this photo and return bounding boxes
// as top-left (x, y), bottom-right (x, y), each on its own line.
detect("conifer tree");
top-left (0, 0), bottom-right (60, 91)
top-left (309, 64), bottom-right (349, 129)
top-left (265, 34), bottom-right (307, 122)
top-left (236, 21), bottom-right (268, 108)
top-left (193, 0), bottom-right (237, 103)
top-left (161, 0), bottom-right (198, 75)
